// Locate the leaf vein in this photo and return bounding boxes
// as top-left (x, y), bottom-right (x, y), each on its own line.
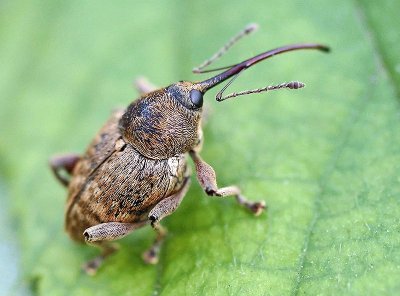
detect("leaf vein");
top-left (291, 90), bottom-right (371, 295)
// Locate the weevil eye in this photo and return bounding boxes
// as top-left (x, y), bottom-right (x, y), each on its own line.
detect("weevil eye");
top-left (189, 89), bottom-right (203, 108)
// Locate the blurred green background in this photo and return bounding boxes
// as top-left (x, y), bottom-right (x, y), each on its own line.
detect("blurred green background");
top-left (1, 0), bottom-right (399, 295)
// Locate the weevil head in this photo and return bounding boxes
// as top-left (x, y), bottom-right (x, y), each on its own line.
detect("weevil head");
top-left (119, 43), bottom-right (330, 159)
top-left (119, 81), bottom-right (205, 159)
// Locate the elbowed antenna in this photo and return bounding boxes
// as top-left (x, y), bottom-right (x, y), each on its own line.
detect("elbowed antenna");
top-left (218, 81), bottom-right (306, 101)
top-left (195, 43), bottom-right (330, 101)
top-left (193, 23), bottom-right (259, 74)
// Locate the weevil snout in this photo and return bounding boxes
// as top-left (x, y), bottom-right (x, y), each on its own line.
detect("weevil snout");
top-left (193, 43), bottom-right (330, 101)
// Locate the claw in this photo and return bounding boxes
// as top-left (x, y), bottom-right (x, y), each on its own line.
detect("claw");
top-left (142, 248), bottom-right (159, 264)
top-left (82, 256), bottom-right (104, 276)
top-left (249, 200), bottom-right (266, 216)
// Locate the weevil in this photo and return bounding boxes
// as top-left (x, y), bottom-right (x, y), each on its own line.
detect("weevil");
top-left (50, 24), bottom-right (329, 274)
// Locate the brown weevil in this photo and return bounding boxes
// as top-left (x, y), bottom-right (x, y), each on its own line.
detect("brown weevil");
top-left (50, 24), bottom-right (329, 275)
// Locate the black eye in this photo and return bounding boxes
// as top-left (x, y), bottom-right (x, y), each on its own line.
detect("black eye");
top-left (189, 89), bottom-right (203, 108)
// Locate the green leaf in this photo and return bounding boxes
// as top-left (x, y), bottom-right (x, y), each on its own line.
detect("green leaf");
top-left (1, 0), bottom-right (399, 295)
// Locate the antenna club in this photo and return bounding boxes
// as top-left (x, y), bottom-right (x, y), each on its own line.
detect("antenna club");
top-left (287, 81), bottom-right (305, 89)
top-left (317, 45), bottom-right (330, 52)
top-left (245, 23), bottom-right (259, 34)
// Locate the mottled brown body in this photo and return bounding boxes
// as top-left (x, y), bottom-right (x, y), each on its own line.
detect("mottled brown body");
top-left (66, 94), bottom-right (192, 242)
top-left (50, 24), bottom-right (328, 274)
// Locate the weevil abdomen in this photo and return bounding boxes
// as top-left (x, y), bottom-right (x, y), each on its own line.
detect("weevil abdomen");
top-left (65, 110), bottom-right (188, 242)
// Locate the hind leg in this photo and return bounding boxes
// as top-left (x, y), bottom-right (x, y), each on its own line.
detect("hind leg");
top-left (82, 241), bottom-right (119, 276)
top-left (83, 221), bottom-right (147, 275)
top-left (49, 153), bottom-right (80, 187)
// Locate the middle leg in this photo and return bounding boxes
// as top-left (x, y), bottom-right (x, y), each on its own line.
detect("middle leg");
top-left (142, 177), bottom-right (191, 264)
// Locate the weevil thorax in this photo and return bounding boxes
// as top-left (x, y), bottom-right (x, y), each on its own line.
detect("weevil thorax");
top-left (119, 81), bottom-right (204, 159)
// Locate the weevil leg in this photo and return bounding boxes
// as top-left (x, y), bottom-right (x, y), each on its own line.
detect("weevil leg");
top-left (82, 241), bottom-right (119, 276)
top-left (142, 221), bottom-right (167, 265)
top-left (82, 221), bottom-right (147, 275)
top-left (49, 153), bottom-right (80, 187)
top-left (134, 76), bottom-right (157, 94)
top-left (142, 177), bottom-right (191, 264)
top-left (189, 151), bottom-right (266, 216)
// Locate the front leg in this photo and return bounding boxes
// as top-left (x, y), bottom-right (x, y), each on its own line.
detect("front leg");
top-left (134, 76), bottom-right (157, 95)
top-left (190, 151), bottom-right (266, 216)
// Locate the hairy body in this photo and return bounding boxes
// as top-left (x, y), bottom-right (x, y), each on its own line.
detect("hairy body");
top-left (65, 109), bottom-right (188, 242)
